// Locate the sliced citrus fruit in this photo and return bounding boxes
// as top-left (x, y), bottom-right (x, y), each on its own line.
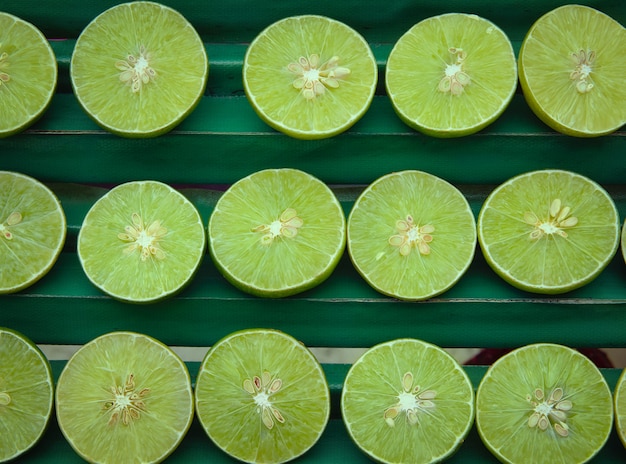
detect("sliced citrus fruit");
top-left (77, 180), bottom-right (205, 303)
top-left (341, 338), bottom-right (474, 464)
top-left (195, 328), bottom-right (330, 463)
top-left (56, 331), bottom-right (193, 463)
top-left (614, 368), bottom-right (626, 448)
top-left (622, 218), bottom-right (626, 265)
top-left (0, 12), bottom-right (57, 138)
top-left (477, 169), bottom-right (620, 294)
top-left (385, 13), bottom-right (517, 137)
top-left (347, 170), bottom-right (476, 301)
top-left (519, 4), bottom-right (626, 137)
top-left (243, 14), bottom-right (377, 139)
top-left (0, 171), bottom-right (66, 294)
top-left (476, 343), bottom-right (613, 464)
top-left (208, 168), bottom-right (346, 297)
top-left (70, 1), bottom-right (208, 137)
top-left (0, 328), bottom-right (54, 462)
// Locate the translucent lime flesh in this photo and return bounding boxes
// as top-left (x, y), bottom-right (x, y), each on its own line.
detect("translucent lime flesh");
top-left (209, 168), bottom-right (346, 297)
top-left (347, 170), bottom-right (476, 300)
top-left (0, 328), bottom-right (53, 462)
top-left (77, 181), bottom-right (206, 303)
top-left (243, 15), bottom-right (377, 139)
top-left (71, 1), bottom-right (208, 137)
top-left (0, 13), bottom-right (57, 138)
top-left (614, 368), bottom-right (626, 448)
top-left (386, 13), bottom-right (517, 137)
top-left (477, 170), bottom-right (619, 294)
top-left (519, 5), bottom-right (626, 137)
top-left (55, 332), bottom-right (193, 464)
top-left (476, 344), bottom-right (613, 464)
top-left (195, 329), bottom-right (330, 464)
top-left (341, 338), bottom-right (474, 464)
top-left (0, 171), bottom-right (67, 294)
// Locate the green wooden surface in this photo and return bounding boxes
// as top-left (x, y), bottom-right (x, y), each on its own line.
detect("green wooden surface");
top-left (1, 0), bottom-right (626, 461)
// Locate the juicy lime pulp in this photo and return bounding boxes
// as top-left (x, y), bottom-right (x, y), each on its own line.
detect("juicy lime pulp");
top-left (0, 328), bottom-right (54, 462)
top-left (615, 368), bottom-right (626, 448)
top-left (0, 12), bottom-right (57, 138)
top-left (77, 180), bottom-right (206, 303)
top-left (477, 169), bottom-right (619, 294)
top-left (70, 1), bottom-right (208, 138)
top-left (243, 15), bottom-right (377, 139)
top-left (0, 171), bottom-right (66, 294)
top-left (208, 168), bottom-right (346, 297)
top-left (341, 338), bottom-right (474, 464)
top-left (518, 4), bottom-right (626, 137)
top-left (476, 343), bottom-right (613, 464)
top-left (55, 331), bottom-right (194, 464)
top-left (195, 328), bottom-right (330, 464)
top-left (347, 170), bottom-right (476, 301)
top-left (385, 13), bottom-right (517, 137)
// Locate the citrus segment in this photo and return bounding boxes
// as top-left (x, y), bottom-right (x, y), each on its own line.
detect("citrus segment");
top-left (386, 13), bottom-right (517, 137)
top-left (476, 343), bottom-right (613, 464)
top-left (243, 15), bottom-right (377, 139)
top-left (195, 328), bottom-right (330, 463)
top-left (208, 168), bottom-right (346, 297)
top-left (70, 1), bottom-right (208, 137)
top-left (0, 171), bottom-right (66, 294)
top-left (519, 5), bottom-right (626, 137)
top-left (614, 368), bottom-right (626, 448)
top-left (0, 12), bottom-right (57, 138)
top-left (477, 169), bottom-right (619, 294)
top-left (341, 338), bottom-right (474, 464)
top-left (77, 180), bottom-right (205, 303)
top-left (0, 328), bottom-right (54, 462)
top-left (55, 331), bottom-right (194, 463)
top-left (347, 170), bottom-right (476, 300)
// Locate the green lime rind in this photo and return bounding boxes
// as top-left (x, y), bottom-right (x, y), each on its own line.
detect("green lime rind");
top-left (195, 328), bottom-right (330, 464)
top-left (341, 338), bottom-right (475, 464)
top-left (476, 343), bottom-right (613, 464)
top-left (614, 368), bottom-right (626, 449)
top-left (0, 327), bottom-right (54, 462)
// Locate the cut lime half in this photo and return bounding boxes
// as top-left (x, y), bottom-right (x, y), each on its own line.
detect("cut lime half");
top-left (476, 343), bottom-right (613, 464)
top-left (70, 1), bottom-right (208, 137)
top-left (386, 13), bottom-right (517, 137)
top-left (614, 368), bottom-right (626, 448)
top-left (77, 180), bottom-right (205, 303)
top-left (195, 328), bottom-right (330, 463)
top-left (243, 15), bottom-right (377, 139)
top-left (0, 171), bottom-right (66, 294)
top-left (0, 12), bottom-right (57, 138)
top-left (0, 328), bottom-right (54, 462)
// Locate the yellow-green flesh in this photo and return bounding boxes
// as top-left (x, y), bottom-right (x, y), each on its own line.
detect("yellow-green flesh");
top-left (476, 343), bottom-right (613, 464)
top-left (614, 368), bottom-right (626, 448)
top-left (243, 15), bottom-right (377, 139)
top-left (0, 328), bottom-right (53, 462)
top-left (341, 338), bottom-right (474, 464)
top-left (209, 168), bottom-right (346, 297)
top-left (347, 170), bottom-right (476, 300)
top-left (55, 332), bottom-right (194, 464)
top-left (195, 329), bottom-right (330, 464)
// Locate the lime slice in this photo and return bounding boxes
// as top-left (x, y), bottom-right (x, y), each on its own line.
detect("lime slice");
top-left (341, 338), bottom-right (474, 464)
top-left (195, 328), bottom-right (330, 463)
top-left (243, 15), bottom-right (377, 140)
top-left (477, 169), bottom-right (620, 294)
top-left (0, 328), bottom-right (53, 462)
top-left (77, 180), bottom-right (205, 303)
top-left (0, 12), bottom-right (57, 138)
top-left (208, 168), bottom-right (346, 297)
top-left (70, 1), bottom-right (208, 138)
top-left (622, 219), bottom-right (626, 264)
top-left (519, 5), bottom-right (626, 137)
top-left (385, 13), bottom-right (517, 137)
top-left (56, 331), bottom-right (193, 463)
top-left (347, 170), bottom-right (476, 301)
top-left (614, 368), bottom-right (626, 448)
top-left (476, 343), bottom-right (613, 464)
top-left (0, 171), bottom-right (66, 294)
